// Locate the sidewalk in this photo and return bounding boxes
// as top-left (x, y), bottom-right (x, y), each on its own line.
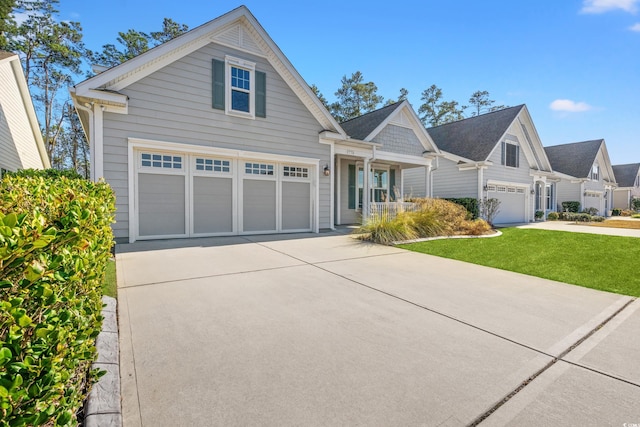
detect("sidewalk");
top-left (516, 220), bottom-right (640, 237)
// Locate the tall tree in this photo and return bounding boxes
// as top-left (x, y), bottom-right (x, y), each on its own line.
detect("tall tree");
top-left (418, 84), bottom-right (466, 127)
top-left (310, 84), bottom-right (330, 110)
top-left (52, 103), bottom-right (89, 177)
top-left (0, 0), bottom-right (15, 48)
top-left (468, 90), bottom-right (494, 116)
top-left (330, 71), bottom-right (384, 122)
top-left (90, 18), bottom-right (189, 67)
top-left (7, 0), bottom-right (85, 162)
top-left (385, 87), bottom-right (409, 106)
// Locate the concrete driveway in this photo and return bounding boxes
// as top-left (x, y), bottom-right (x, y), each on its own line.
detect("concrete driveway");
top-left (116, 231), bottom-right (640, 426)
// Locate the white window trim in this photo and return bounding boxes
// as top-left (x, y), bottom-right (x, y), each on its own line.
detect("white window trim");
top-left (504, 141), bottom-right (519, 169)
top-left (225, 55), bottom-right (255, 119)
top-left (138, 151), bottom-right (185, 175)
top-left (591, 164), bottom-right (600, 181)
top-left (191, 156), bottom-right (233, 176)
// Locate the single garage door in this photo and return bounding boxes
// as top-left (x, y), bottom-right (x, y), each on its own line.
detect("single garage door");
top-left (583, 191), bottom-right (603, 214)
top-left (135, 149), bottom-right (314, 240)
top-left (488, 185), bottom-right (527, 224)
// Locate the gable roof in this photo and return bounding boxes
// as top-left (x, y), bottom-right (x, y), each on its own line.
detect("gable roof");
top-left (544, 139), bottom-right (603, 178)
top-left (70, 6), bottom-right (343, 135)
top-left (612, 163), bottom-right (640, 187)
top-left (0, 51), bottom-right (50, 169)
top-left (340, 102), bottom-right (404, 140)
top-left (426, 105), bottom-right (525, 162)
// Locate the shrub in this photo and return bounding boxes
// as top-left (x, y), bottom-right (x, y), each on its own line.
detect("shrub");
top-left (612, 208), bottom-right (621, 216)
top-left (561, 201), bottom-right (581, 213)
top-left (591, 215), bottom-right (605, 222)
top-left (4, 168), bottom-right (83, 180)
top-left (583, 207), bottom-right (599, 216)
top-left (359, 198), bottom-right (492, 244)
top-left (563, 212), bottom-right (592, 222)
top-left (443, 198), bottom-right (478, 219)
top-left (621, 209), bottom-right (634, 217)
top-left (535, 210), bottom-right (544, 220)
top-left (0, 173), bottom-right (115, 426)
top-left (632, 214), bottom-right (640, 219)
top-left (547, 212), bottom-right (559, 221)
top-left (632, 198), bottom-right (640, 211)
top-left (480, 197), bottom-right (501, 226)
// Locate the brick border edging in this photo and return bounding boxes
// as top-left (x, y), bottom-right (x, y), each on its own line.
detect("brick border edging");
top-left (84, 296), bottom-right (122, 427)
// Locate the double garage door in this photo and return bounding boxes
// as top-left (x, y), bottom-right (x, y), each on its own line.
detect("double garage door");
top-left (134, 149), bottom-right (315, 240)
top-left (487, 184), bottom-right (527, 224)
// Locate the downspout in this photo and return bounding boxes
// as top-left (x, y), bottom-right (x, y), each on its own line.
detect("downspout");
top-left (75, 102), bottom-right (95, 181)
top-left (430, 156), bottom-right (439, 197)
top-left (477, 165), bottom-right (484, 200)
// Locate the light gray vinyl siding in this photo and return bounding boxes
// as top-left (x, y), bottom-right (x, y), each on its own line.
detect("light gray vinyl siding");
top-left (193, 176), bottom-right (233, 233)
top-left (613, 189), bottom-right (631, 210)
top-left (484, 135), bottom-right (532, 186)
top-left (242, 179), bottom-right (276, 232)
top-left (138, 174), bottom-right (185, 236)
top-left (373, 125), bottom-right (425, 157)
top-left (432, 157), bottom-right (478, 199)
top-left (102, 43), bottom-right (330, 240)
top-left (402, 166), bottom-right (427, 198)
top-left (282, 181), bottom-right (311, 230)
top-left (555, 180), bottom-right (581, 210)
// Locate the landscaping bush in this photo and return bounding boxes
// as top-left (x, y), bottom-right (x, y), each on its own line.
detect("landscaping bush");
top-left (591, 215), bottom-right (605, 222)
top-left (632, 198), bottom-right (640, 211)
top-left (561, 201), bottom-right (581, 213)
top-left (562, 212), bottom-right (593, 222)
top-left (621, 209), bottom-right (634, 217)
top-left (0, 172), bottom-right (115, 426)
top-left (547, 212), bottom-right (559, 221)
top-left (583, 207), bottom-right (599, 216)
top-left (535, 210), bottom-right (544, 220)
top-left (359, 198), bottom-right (492, 244)
top-left (442, 198), bottom-right (478, 219)
top-left (3, 168), bottom-right (83, 180)
top-left (612, 208), bottom-right (622, 216)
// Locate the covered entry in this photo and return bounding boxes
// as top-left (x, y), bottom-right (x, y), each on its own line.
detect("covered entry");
top-left (130, 140), bottom-right (317, 242)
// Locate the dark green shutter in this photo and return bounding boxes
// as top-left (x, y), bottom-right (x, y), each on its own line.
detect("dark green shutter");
top-left (212, 59), bottom-right (225, 110)
top-left (516, 145), bottom-right (520, 168)
top-left (501, 141), bottom-right (505, 165)
top-left (348, 164), bottom-right (356, 209)
top-left (255, 71), bottom-right (266, 118)
top-left (389, 169), bottom-right (396, 201)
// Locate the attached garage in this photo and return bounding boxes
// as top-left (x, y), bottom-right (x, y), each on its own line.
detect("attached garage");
top-left (130, 140), bottom-right (317, 242)
top-left (487, 184), bottom-right (528, 224)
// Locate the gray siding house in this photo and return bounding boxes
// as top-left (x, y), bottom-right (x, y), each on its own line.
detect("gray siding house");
top-left (544, 140), bottom-right (617, 215)
top-left (0, 51), bottom-right (49, 174)
top-left (405, 105), bottom-right (555, 224)
top-left (70, 7), bottom-right (438, 242)
top-left (612, 163), bottom-right (640, 210)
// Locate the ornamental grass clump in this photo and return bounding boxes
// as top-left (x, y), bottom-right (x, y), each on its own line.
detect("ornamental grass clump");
top-left (358, 198), bottom-right (491, 244)
top-left (0, 172), bottom-right (115, 426)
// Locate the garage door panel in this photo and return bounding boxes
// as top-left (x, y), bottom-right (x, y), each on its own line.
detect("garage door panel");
top-left (492, 190), bottom-right (526, 224)
top-left (193, 176), bottom-right (233, 234)
top-left (282, 181), bottom-right (311, 231)
top-left (243, 179), bottom-right (277, 232)
top-left (139, 174), bottom-right (185, 236)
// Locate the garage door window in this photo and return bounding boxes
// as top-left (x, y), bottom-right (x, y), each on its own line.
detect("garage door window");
top-left (195, 157), bottom-right (231, 173)
top-left (245, 162), bottom-right (274, 176)
top-left (141, 153), bottom-right (183, 170)
top-left (283, 165), bottom-right (309, 178)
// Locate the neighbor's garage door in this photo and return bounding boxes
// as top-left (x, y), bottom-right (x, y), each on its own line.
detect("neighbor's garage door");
top-left (488, 185), bottom-right (527, 224)
top-left (135, 150), bottom-right (313, 240)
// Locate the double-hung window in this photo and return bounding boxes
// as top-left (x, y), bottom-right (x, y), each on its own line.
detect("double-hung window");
top-left (591, 164), bottom-right (599, 181)
top-left (212, 56), bottom-right (266, 119)
top-left (502, 141), bottom-right (519, 168)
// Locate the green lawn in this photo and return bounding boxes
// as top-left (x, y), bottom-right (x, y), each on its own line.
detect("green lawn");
top-left (398, 228), bottom-right (640, 297)
top-left (103, 258), bottom-right (117, 298)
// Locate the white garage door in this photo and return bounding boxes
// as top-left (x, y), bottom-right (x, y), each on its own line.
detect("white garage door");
top-left (135, 149), bottom-right (314, 240)
top-left (488, 185), bottom-right (527, 224)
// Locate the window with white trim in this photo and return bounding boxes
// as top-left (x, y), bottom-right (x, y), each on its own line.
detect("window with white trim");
top-left (516, 188), bottom-right (525, 194)
top-left (497, 186), bottom-right (507, 193)
top-left (503, 142), bottom-right (519, 168)
top-left (225, 56), bottom-right (255, 118)
top-left (591, 164), bottom-right (599, 181)
top-left (507, 187), bottom-right (516, 193)
top-left (283, 165), bottom-right (309, 178)
top-left (140, 153), bottom-right (183, 170)
top-left (245, 162), bottom-right (274, 176)
top-left (486, 185), bottom-right (496, 192)
top-left (545, 184), bottom-right (553, 210)
top-left (195, 157), bottom-right (231, 173)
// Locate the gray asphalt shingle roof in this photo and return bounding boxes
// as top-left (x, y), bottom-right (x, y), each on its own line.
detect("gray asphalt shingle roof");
top-left (339, 102), bottom-right (404, 140)
top-left (612, 163), bottom-right (640, 187)
top-left (426, 105), bottom-right (525, 161)
top-left (544, 140), bottom-right (603, 178)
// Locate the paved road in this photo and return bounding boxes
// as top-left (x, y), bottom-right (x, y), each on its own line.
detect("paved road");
top-left (116, 231), bottom-right (640, 426)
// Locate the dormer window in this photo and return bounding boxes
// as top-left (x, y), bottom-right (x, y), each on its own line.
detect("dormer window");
top-left (212, 56), bottom-right (266, 119)
top-left (591, 164), bottom-right (599, 181)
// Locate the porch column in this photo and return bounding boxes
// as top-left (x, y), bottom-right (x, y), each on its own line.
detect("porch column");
top-left (363, 157), bottom-right (370, 222)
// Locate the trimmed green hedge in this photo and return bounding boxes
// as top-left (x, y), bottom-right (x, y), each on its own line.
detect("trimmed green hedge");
top-left (561, 201), bottom-right (581, 213)
top-left (0, 172), bottom-right (115, 426)
top-left (443, 198), bottom-right (479, 219)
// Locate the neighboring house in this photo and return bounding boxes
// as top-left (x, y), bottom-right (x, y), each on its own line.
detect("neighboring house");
top-left (611, 163), bottom-right (640, 210)
top-left (335, 101), bottom-right (439, 224)
top-left (69, 6), bottom-right (437, 242)
top-left (544, 140), bottom-right (617, 215)
top-left (0, 51), bottom-right (50, 175)
top-left (405, 105), bottom-right (555, 224)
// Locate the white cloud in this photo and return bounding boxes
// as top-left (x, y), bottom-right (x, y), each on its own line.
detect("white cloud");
top-left (630, 22), bottom-right (640, 30)
top-left (581, 0), bottom-right (639, 14)
top-left (549, 99), bottom-right (593, 112)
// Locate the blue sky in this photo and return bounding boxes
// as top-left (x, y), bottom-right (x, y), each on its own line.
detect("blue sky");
top-left (57, 0), bottom-right (640, 165)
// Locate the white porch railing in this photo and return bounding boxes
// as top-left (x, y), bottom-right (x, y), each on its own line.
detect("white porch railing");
top-left (368, 202), bottom-right (419, 221)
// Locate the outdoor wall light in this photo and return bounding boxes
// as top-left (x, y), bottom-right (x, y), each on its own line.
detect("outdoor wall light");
top-left (530, 189), bottom-right (535, 195)
top-left (323, 164), bottom-right (331, 176)
top-left (483, 185), bottom-right (488, 191)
